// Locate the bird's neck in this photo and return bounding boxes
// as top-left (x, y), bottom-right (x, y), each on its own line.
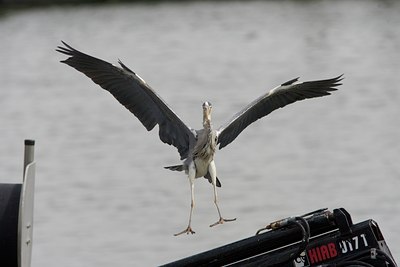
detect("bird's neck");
top-left (203, 116), bottom-right (212, 130)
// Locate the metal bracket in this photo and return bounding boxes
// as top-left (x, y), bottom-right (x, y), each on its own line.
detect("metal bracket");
top-left (333, 208), bottom-right (353, 236)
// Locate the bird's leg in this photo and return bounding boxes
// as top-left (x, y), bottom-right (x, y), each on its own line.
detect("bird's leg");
top-left (174, 163), bottom-right (196, 236)
top-left (208, 160), bottom-right (236, 228)
top-left (210, 184), bottom-right (237, 227)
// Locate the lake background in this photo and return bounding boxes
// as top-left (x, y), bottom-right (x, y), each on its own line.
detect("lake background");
top-left (1, 1), bottom-right (399, 266)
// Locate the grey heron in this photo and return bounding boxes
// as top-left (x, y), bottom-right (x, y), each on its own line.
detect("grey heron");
top-left (56, 42), bottom-right (343, 236)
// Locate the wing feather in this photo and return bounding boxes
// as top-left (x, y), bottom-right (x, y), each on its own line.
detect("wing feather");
top-left (57, 41), bottom-right (193, 159)
top-left (217, 75), bottom-right (343, 149)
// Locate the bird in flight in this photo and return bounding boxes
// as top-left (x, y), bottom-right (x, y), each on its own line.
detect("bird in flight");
top-left (57, 41), bottom-right (343, 236)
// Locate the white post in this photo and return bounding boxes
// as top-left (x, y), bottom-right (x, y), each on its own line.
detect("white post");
top-left (23, 140), bottom-right (35, 181)
top-left (19, 139), bottom-right (36, 267)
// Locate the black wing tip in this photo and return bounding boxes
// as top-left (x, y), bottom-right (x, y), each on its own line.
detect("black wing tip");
top-left (332, 74), bottom-right (344, 83)
top-left (336, 73), bottom-right (345, 79)
top-left (56, 41), bottom-right (90, 60)
top-left (305, 74), bottom-right (344, 90)
top-left (56, 40), bottom-right (78, 60)
top-left (329, 74), bottom-right (345, 88)
top-left (318, 74), bottom-right (344, 93)
top-left (317, 74), bottom-right (344, 95)
top-left (329, 74), bottom-right (344, 84)
top-left (56, 40), bottom-right (71, 51)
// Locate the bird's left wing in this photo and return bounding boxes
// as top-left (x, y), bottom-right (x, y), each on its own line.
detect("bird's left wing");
top-left (57, 41), bottom-right (194, 159)
top-left (217, 75), bottom-right (343, 149)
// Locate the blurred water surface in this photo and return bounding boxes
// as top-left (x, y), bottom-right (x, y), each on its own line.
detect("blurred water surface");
top-left (1, 1), bottom-right (400, 266)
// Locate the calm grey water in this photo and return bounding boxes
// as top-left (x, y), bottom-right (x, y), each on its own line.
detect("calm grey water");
top-left (1, 1), bottom-right (400, 266)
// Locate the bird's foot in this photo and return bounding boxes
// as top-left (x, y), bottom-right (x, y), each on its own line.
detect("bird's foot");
top-left (174, 226), bottom-right (195, 236)
top-left (209, 217), bottom-right (237, 227)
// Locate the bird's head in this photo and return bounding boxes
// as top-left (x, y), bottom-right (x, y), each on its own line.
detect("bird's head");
top-left (202, 101), bottom-right (212, 125)
top-left (203, 101), bottom-right (212, 111)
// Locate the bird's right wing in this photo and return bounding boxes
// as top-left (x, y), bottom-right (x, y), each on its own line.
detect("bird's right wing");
top-left (217, 75), bottom-right (343, 149)
top-left (57, 41), bottom-right (194, 159)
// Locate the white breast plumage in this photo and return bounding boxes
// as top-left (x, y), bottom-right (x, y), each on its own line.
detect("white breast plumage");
top-left (193, 130), bottom-right (217, 177)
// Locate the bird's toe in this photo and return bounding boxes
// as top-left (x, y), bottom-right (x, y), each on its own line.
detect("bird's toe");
top-left (174, 226), bottom-right (195, 236)
top-left (210, 217), bottom-right (237, 227)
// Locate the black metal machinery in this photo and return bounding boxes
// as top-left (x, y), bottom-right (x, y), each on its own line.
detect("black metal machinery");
top-left (163, 208), bottom-right (397, 267)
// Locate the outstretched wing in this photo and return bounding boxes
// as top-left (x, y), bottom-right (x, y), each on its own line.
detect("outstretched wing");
top-left (217, 75), bottom-right (343, 149)
top-left (57, 41), bottom-right (194, 159)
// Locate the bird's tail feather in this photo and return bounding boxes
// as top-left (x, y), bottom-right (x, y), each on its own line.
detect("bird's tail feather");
top-left (164, 165), bottom-right (222, 187)
top-left (204, 172), bottom-right (222, 187)
top-left (164, 165), bottom-right (184, 172)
